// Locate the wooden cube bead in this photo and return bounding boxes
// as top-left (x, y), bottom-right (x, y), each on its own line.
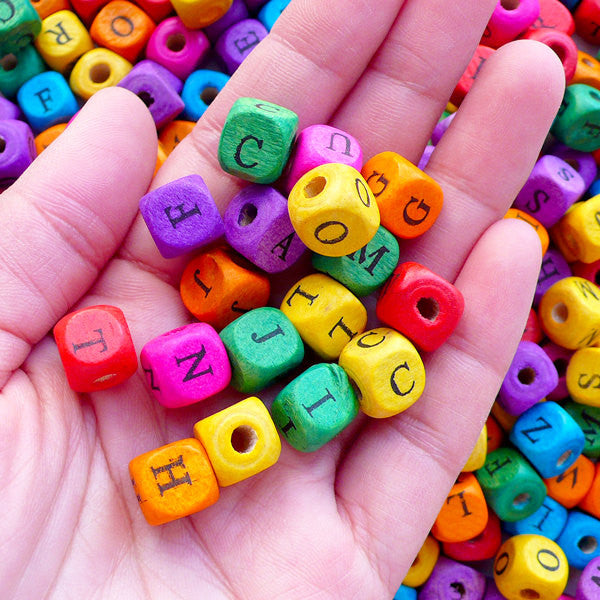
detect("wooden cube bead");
top-left (545, 453), bottom-right (595, 508)
top-left (539, 277), bottom-right (600, 350)
top-left (402, 535), bottom-right (440, 588)
top-left (129, 438), bottom-right (219, 526)
top-left (580, 462), bottom-right (600, 518)
top-left (204, 0), bottom-right (247, 42)
top-left (270, 363), bottom-right (358, 452)
top-left (376, 261), bottom-right (464, 352)
top-left (443, 511), bottom-right (502, 562)
top-left (288, 163), bottom-right (380, 257)
top-left (0, 119), bottom-right (36, 189)
top-left (432, 472), bottom-right (489, 544)
top-left (419, 556), bottom-right (486, 600)
top-left (338, 327), bottom-right (425, 418)
top-left (0, 95), bottom-right (21, 119)
top-left (393, 585), bottom-right (417, 600)
top-left (493, 535), bottom-right (569, 600)
top-left (564, 401), bottom-right (600, 458)
top-left (572, 51), bottom-right (600, 91)
top-left (577, 555), bottom-right (600, 599)
top-left (34, 122), bottom-right (66, 154)
top-left (552, 84), bottom-right (600, 152)
top-left (543, 342), bottom-right (572, 402)
top-left (492, 401), bottom-right (518, 432)
top-left (451, 45), bottom-right (495, 106)
top-left (193, 396), bottom-right (280, 486)
top-left (0, 45), bottom-right (45, 99)
top-left (170, 0), bottom-right (231, 29)
top-left (34, 10), bottom-right (93, 73)
top-left (486, 415), bottom-right (505, 453)
top-left (158, 119), bottom-right (195, 155)
top-left (557, 511), bottom-right (600, 569)
top-left (535, 249), bottom-right (572, 307)
top-left (140, 322), bottom-right (231, 408)
top-left (361, 151), bottom-right (443, 239)
top-left (181, 69), bottom-right (230, 121)
top-left (503, 496), bottom-right (568, 541)
top-left (504, 208), bottom-right (550, 255)
top-left (280, 273), bottom-right (367, 361)
top-left (475, 447), bottom-right (546, 522)
top-left (180, 247), bottom-right (270, 331)
top-left (312, 225), bottom-right (399, 297)
top-left (523, 308), bottom-right (544, 343)
top-left (0, 0), bottom-right (42, 55)
top-left (215, 18), bottom-right (267, 74)
top-left (53, 304), bottom-right (137, 392)
top-left (526, 0), bottom-right (575, 36)
top-left (133, 0), bottom-right (172, 23)
top-left (32, 0), bottom-right (70, 20)
top-left (482, 0), bottom-right (539, 48)
top-left (566, 347), bottom-right (600, 407)
top-left (552, 144), bottom-right (598, 189)
top-left (575, 0), bottom-right (600, 43)
top-left (572, 258), bottom-right (600, 286)
top-left (464, 425), bottom-right (488, 472)
top-left (219, 307), bottom-right (304, 394)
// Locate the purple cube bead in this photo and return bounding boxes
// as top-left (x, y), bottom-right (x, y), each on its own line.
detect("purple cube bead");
top-left (215, 19), bottom-right (268, 74)
top-left (223, 184), bottom-right (306, 272)
top-left (534, 247), bottom-right (572, 305)
top-left (204, 0), bottom-right (249, 43)
top-left (498, 340), bottom-right (560, 416)
top-left (513, 155), bottom-right (586, 228)
top-left (577, 555), bottom-right (600, 599)
top-left (418, 556), bottom-right (486, 600)
top-left (431, 112), bottom-right (456, 145)
top-left (0, 96), bottom-right (21, 121)
top-left (418, 144), bottom-right (435, 171)
top-left (139, 174), bottom-right (225, 258)
top-left (0, 119), bottom-right (35, 189)
top-left (552, 144), bottom-right (598, 191)
top-left (543, 342), bottom-right (572, 401)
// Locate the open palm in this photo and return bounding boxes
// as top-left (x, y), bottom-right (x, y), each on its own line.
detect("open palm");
top-left (1, 0), bottom-right (566, 597)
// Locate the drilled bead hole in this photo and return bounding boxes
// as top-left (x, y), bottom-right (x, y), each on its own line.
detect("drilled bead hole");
top-left (578, 535), bottom-right (598, 554)
top-left (417, 297), bottom-right (439, 322)
top-left (595, 270), bottom-right (600, 286)
top-left (565, 158), bottom-right (580, 172)
top-left (557, 450), bottom-right (572, 467)
top-left (520, 590), bottom-right (540, 599)
top-left (137, 91), bottom-right (154, 107)
top-left (167, 33), bottom-right (186, 52)
top-left (548, 43), bottom-right (567, 63)
top-left (238, 203), bottom-right (257, 226)
top-left (501, 0), bottom-right (520, 9)
top-left (90, 63), bottom-right (111, 84)
top-left (231, 425), bottom-right (258, 454)
top-left (554, 358), bottom-right (568, 377)
top-left (518, 367), bottom-right (536, 385)
top-left (1, 54), bottom-right (17, 71)
top-left (0, 136), bottom-right (5, 153)
top-left (304, 176), bottom-right (327, 198)
top-left (513, 492), bottom-right (531, 508)
top-left (200, 86), bottom-right (219, 105)
top-left (552, 302), bottom-right (568, 323)
top-left (584, 57), bottom-right (596, 68)
top-left (450, 582), bottom-right (466, 597)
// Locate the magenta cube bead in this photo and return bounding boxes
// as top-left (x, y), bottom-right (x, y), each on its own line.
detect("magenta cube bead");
top-left (146, 17), bottom-right (210, 81)
top-left (0, 119), bottom-right (35, 189)
top-left (284, 124), bottom-right (363, 194)
top-left (431, 111), bottom-right (456, 145)
top-left (484, 0), bottom-right (540, 47)
top-left (419, 556), bottom-right (486, 600)
top-left (513, 155), bottom-right (586, 228)
top-left (543, 342), bottom-right (572, 401)
top-left (552, 144), bottom-right (598, 190)
top-left (223, 184), bottom-right (306, 272)
top-left (204, 0), bottom-right (249, 43)
top-left (140, 322), bottom-right (231, 408)
top-left (577, 555), bottom-right (600, 599)
top-left (215, 19), bottom-right (268, 74)
top-left (139, 174), bottom-right (225, 258)
top-left (534, 247), bottom-right (572, 305)
top-left (498, 340), bottom-right (559, 416)
top-left (0, 96), bottom-right (22, 121)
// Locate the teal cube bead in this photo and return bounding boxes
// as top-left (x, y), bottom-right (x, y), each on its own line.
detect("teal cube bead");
top-left (551, 84), bottom-right (600, 152)
top-left (475, 447), bottom-right (547, 522)
top-left (564, 401), bottom-right (600, 459)
top-left (311, 225), bottom-right (399, 297)
top-left (271, 363), bottom-right (358, 452)
top-left (218, 97), bottom-right (298, 184)
top-left (0, 0), bottom-right (41, 55)
top-left (0, 45), bottom-right (45, 98)
top-left (219, 307), bottom-right (304, 394)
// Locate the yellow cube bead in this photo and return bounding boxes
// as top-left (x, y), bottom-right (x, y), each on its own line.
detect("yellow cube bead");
top-left (170, 0), bottom-right (232, 29)
top-left (493, 534), bottom-right (568, 600)
top-left (34, 10), bottom-right (94, 74)
top-left (403, 535), bottom-right (440, 588)
top-left (288, 163), bottom-right (380, 257)
top-left (463, 424), bottom-right (488, 472)
top-left (193, 396), bottom-right (281, 487)
top-left (566, 347), bottom-right (600, 407)
top-left (280, 273), bottom-right (367, 360)
top-left (69, 48), bottom-right (132, 100)
top-left (539, 277), bottom-right (600, 349)
top-left (551, 194), bottom-right (600, 264)
top-left (338, 327), bottom-right (425, 418)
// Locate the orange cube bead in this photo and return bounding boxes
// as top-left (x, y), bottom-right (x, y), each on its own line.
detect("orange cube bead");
top-left (33, 0), bottom-right (71, 20)
top-left (34, 122), bottom-right (67, 154)
top-left (154, 140), bottom-right (167, 176)
top-left (545, 453), bottom-right (595, 508)
top-left (572, 51), bottom-right (600, 91)
top-left (180, 247), bottom-right (270, 331)
top-left (486, 415), bottom-right (505, 453)
top-left (504, 208), bottom-right (550, 255)
top-left (431, 472), bottom-right (489, 543)
top-left (579, 462), bottom-right (600, 518)
top-left (90, 0), bottom-right (155, 63)
top-left (159, 119), bottom-right (195, 155)
top-left (129, 438), bottom-right (219, 526)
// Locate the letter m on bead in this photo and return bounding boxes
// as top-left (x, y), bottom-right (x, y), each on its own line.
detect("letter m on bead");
top-left (175, 345), bottom-right (214, 382)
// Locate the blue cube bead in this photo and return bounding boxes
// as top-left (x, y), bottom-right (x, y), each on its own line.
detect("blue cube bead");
top-left (509, 401), bottom-right (585, 478)
top-left (257, 0), bottom-right (291, 30)
top-left (181, 70), bottom-right (230, 121)
top-left (0, 45), bottom-right (45, 99)
top-left (393, 585), bottom-right (417, 600)
top-left (17, 71), bottom-right (78, 133)
top-left (502, 496), bottom-right (567, 541)
top-left (556, 510), bottom-right (600, 569)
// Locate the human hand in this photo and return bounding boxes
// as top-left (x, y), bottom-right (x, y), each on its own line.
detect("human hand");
top-left (0, 0), bottom-right (565, 597)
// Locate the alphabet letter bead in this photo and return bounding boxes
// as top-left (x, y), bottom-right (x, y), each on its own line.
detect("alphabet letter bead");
top-left (0, 119), bottom-right (35, 189)
top-left (556, 511), bottom-right (600, 569)
top-left (193, 396), bottom-right (280, 486)
top-left (280, 273), bottom-right (367, 360)
top-left (572, 51), bottom-right (600, 90)
top-left (545, 453), bottom-right (595, 508)
top-left (361, 151), bottom-right (443, 239)
top-left (129, 438), bottom-right (219, 526)
top-left (0, 44), bottom-right (45, 99)
top-left (158, 119), bottom-right (195, 155)
top-left (288, 163), bottom-right (380, 257)
top-left (170, 0), bottom-right (232, 29)
top-left (271, 363), bottom-right (359, 452)
top-left (577, 555), bottom-right (600, 599)
top-left (140, 322), bottom-right (231, 408)
top-left (215, 19), bottom-right (267, 74)
top-left (402, 535), bottom-right (440, 587)
top-left (493, 535), bottom-right (569, 600)
top-left (53, 305), bottom-right (137, 392)
top-left (376, 261), bottom-right (464, 352)
top-left (566, 347), bottom-right (600, 406)
top-left (503, 496), bottom-right (568, 541)
top-left (523, 308), bottom-right (543, 343)
top-left (219, 307), bottom-right (304, 393)
top-left (0, 0), bottom-right (42, 55)
top-left (338, 328), bottom-right (425, 418)
top-left (522, 29), bottom-right (578, 83)
top-left (419, 556), bottom-right (486, 600)
top-left (463, 425), bottom-right (488, 472)
top-left (451, 45), bottom-right (495, 106)
top-left (204, 0), bottom-right (248, 42)
top-left (486, 415), bottom-right (505, 453)
top-left (535, 248), bottom-right (572, 306)
top-left (580, 462), bottom-right (600, 518)
top-left (483, 0), bottom-right (539, 48)
top-left (504, 208), bottom-right (550, 255)
top-left (564, 401), bottom-right (600, 458)
top-left (443, 511), bottom-right (502, 562)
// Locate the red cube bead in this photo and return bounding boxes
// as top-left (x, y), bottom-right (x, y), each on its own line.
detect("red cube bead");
top-left (525, 0), bottom-right (575, 36)
top-left (451, 45), bottom-right (495, 107)
top-left (575, 0), bottom-right (600, 45)
top-left (443, 511), bottom-right (502, 562)
top-left (376, 262), bottom-right (465, 352)
top-left (53, 305), bottom-right (137, 392)
top-left (522, 307), bottom-right (543, 343)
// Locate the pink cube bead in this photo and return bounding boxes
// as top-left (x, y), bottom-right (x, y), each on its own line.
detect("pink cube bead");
top-left (483, 0), bottom-right (540, 48)
top-left (140, 322), bottom-right (231, 408)
top-left (146, 17), bottom-right (210, 81)
top-left (284, 124), bottom-right (363, 194)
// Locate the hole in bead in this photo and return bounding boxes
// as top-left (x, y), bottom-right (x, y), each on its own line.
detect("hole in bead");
top-left (520, 590), bottom-right (540, 599)
top-left (548, 43), bottom-right (566, 63)
top-left (166, 32), bottom-right (186, 52)
top-left (90, 63), bottom-right (111, 84)
top-left (1, 54), bottom-right (17, 71)
top-left (552, 302), bottom-right (568, 323)
top-left (304, 176), bottom-right (327, 198)
top-left (554, 358), bottom-right (568, 377)
top-left (513, 493), bottom-right (531, 508)
top-left (583, 57), bottom-right (596, 68)
top-left (557, 450), bottom-right (572, 467)
top-left (518, 367), bottom-right (536, 385)
top-left (450, 582), bottom-right (466, 597)
top-left (201, 86), bottom-right (219, 105)
top-left (578, 535), bottom-right (598, 554)
top-left (231, 425), bottom-right (258, 454)
top-left (238, 203), bottom-right (257, 226)
top-left (0, 136), bottom-right (5, 153)
top-left (565, 158), bottom-right (580, 172)
top-left (417, 297), bottom-right (439, 322)
top-left (501, 0), bottom-right (520, 9)
top-left (595, 270), bottom-right (600, 286)
top-left (137, 91), bottom-right (155, 107)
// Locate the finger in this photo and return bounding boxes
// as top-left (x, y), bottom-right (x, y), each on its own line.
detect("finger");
top-left (0, 87), bottom-right (157, 389)
top-left (404, 40), bottom-right (565, 282)
top-left (335, 219), bottom-right (542, 593)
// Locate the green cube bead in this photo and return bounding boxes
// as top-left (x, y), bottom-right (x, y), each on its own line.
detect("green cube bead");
top-left (551, 84), bottom-right (600, 152)
top-left (271, 363), bottom-right (358, 452)
top-left (218, 97), bottom-right (298, 184)
top-left (311, 225), bottom-right (400, 297)
top-left (475, 447), bottom-right (547, 522)
top-left (219, 307), bottom-right (304, 394)
top-left (0, 0), bottom-right (41, 55)
top-left (0, 45), bottom-right (45, 98)
top-left (564, 401), bottom-right (600, 459)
